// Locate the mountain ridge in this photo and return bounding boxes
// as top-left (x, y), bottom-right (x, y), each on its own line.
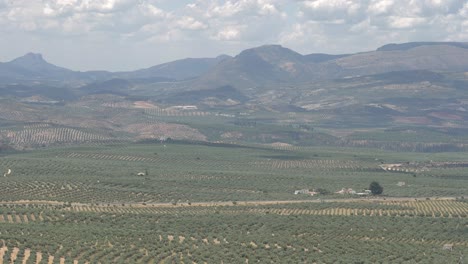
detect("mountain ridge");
top-left (1, 42), bottom-right (468, 149)
top-left (1, 41), bottom-right (467, 88)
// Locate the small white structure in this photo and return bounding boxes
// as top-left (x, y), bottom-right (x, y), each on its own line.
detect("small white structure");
top-left (442, 244), bottom-right (453, 251)
top-left (356, 190), bottom-right (372, 196)
top-left (137, 172), bottom-right (146, 176)
top-left (335, 188), bottom-right (356, 195)
top-left (397, 181), bottom-right (406, 187)
top-left (294, 189), bottom-right (318, 196)
top-left (294, 189), bottom-right (310, 195)
top-left (379, 163), bottom-right (403, 171)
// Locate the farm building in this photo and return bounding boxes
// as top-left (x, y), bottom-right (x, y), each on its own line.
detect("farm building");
top-left (356, 190), bottom-right (372, 196)
top-left (294, 189), bottom-right (310, 195)
top-left (442, 244), bottom-right (453, 251)
top-left (335, 188), bottom-right (356, 195)
top-left (294, 189), bottom-right (318, 196)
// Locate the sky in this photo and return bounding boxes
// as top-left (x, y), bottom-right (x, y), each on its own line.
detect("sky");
top-left (0, 0), bottom-right (466, 71)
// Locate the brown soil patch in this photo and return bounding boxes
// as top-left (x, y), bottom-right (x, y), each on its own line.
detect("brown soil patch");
top-left (393, 116), bottom-right (432, 125)
top-left (10, 247), bottom-right (19, 263)
top-left (35, 252), bottom-right (42, 264)
top-left (48, 255), bottom-right (54, 264)
top-left (22, 249), bottom-right (30, 264)
top-left (178, 236), bottom-right (185, 243)
top-left (0, 246), bottom-right (7, 264)
top-left (0, 200), bottom-right (63, 206)
top-left (268, 142), bottom-right (293, 147)
top-left (429, 112), bottom-right (463, 120)
top-left (133, 101), bottom-right (158, 109)
top-left (220, 131), bottom-right (243, 140)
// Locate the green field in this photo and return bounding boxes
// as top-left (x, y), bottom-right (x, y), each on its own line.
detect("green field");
top-left (1, 142), bottom-right (468, 203)
top-left (0, 141), bottom-right (467, 263)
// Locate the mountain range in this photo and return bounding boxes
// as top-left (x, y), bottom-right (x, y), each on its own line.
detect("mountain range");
top-left (1, 41), bottom-right (468, 150)
top-left (1, 42), bottom-right (467, 88)
top-left (1, 41), bottom-right (468, 112)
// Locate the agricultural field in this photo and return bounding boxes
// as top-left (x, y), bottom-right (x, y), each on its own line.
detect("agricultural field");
top-left (0, 200), bottom-right (467, 263)
top-left (0, 141), bottom-right (467, 263)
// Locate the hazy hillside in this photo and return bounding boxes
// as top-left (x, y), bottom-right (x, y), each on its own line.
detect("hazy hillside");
top-left (194, 42), bottom-right (468, 91)
top-left (376, 42), bottom-right (468, 51)
top-left (1, 41), bottom-right (467, 89)
top-left (116, 55), bottom-right (231, 81)
top-left (0, 41), bottom-right (467, 150)
top-left (0, 53), bottom-right (75, 82)
top-left (333, 44), bottom-right (468, 76)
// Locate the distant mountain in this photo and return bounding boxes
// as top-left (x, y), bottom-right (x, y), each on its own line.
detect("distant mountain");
top-left (1, 53), bottom-right (76, 80)
top-left (377, 42), bottom-right (468, 51)
top-left (195, 45), bottom-right (329, 90)
top-left (371, 70), bottom-right (445, 84)
top-left (0, 53), bottom-right (114, 85)
top-left (304, 53), bottom-right (350, 63)
top-left (116, 55), bottom-right (231, 81)
top-left (193, 42), bottom-right (468, 91)
top-left (0, 52), bottom-right (231, 86)
top-left (2, 41), bottom-right (468, 148)
top-left (79, 78), bottom-right (133, 96)
top-left (1, 41), bottom-right (467, 93)
top-left (8, 53), bottom-right (70, 73)
top-left (333, 43), bottom-right (468, 76)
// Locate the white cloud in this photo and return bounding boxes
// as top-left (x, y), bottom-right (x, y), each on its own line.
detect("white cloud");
top-left (367, 0), bottom-right (394, 15)
top-left (139, 3), bottom-right (166, 18)
top-left (0, 0), bottom-right (466, 70)
top-left (300, 0), bottom-right (364, 21)
top-left (216, 26), bottom-right (243, 41)
top-left (279, 22), bottom-right (328, 50)
top-left (207, 0), bottom-right (280, 18)
top-left (387, 16), bottom-right (427, 29)
top-left (176, 16), bottom-right (208, 30)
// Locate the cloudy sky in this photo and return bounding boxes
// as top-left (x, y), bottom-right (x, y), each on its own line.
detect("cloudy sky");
top-left (0, 0), bottom-right (466, 71)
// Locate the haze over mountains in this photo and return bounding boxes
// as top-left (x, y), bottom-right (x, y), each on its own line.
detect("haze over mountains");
top-left (1, 42), bottom-right (467, 88)
top-left (1, 41), bottom-right (468, 150)
top-left (1, 41), bottom-right (467, 112)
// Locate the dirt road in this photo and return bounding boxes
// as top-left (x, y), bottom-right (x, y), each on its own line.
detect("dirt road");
top-left (0, 196), bottom-right (460, 208)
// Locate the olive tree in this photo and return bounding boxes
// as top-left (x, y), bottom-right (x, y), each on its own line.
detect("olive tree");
top-left (369, 181), bottom-right (383, 195)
